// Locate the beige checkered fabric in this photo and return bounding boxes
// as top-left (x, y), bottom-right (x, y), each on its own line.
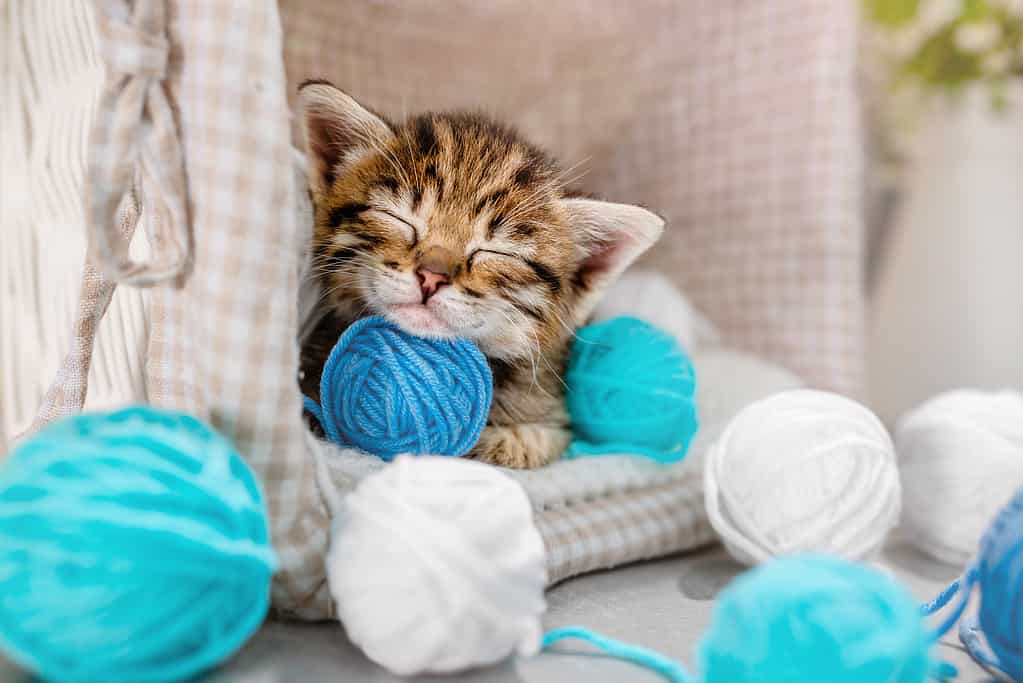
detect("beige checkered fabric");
top-left (87, 0), bottom-right (190, 287)
top-left (280, 0), bottom-right (865, 396)
top-left (144, 0), bottom-right (329, 616)
top-left (537, 475), bottom-right (716, 585)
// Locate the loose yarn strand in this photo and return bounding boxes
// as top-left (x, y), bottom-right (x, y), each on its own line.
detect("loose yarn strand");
top-left (920, 566), bottom-right (979, 641)
top-left (542, 627), bottom-right (694, 683)
top-left (958, 617), bottom-right (1006, 676)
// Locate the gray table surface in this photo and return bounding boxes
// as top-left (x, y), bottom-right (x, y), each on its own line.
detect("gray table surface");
top-left (0, 543), bottom-right (995, 682)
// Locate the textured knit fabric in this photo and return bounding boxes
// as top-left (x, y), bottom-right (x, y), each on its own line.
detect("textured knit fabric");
top-left (279, 0), bottom-right (865, 396)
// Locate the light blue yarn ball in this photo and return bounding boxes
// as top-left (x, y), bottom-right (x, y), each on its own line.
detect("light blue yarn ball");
top-left (0, 406), bottom-right (278, 683)
top-left (565, 316), bottom-right (698, 462)
top-left (971, 487), bottom-right (1023, 679)
top-left (304, 316), bottom-right (493, 459)
top-left (699, 555), bottom-right (930, 683)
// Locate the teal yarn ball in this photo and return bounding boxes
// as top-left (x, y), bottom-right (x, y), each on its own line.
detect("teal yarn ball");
top-left (565, 315), bottom-right (698, 462)
top-left (0, 406), bottom-right (278, 683)
top-left (700, 555), bottom-right (930, 683)
top-left (304, 316), bottom-right (493, 460)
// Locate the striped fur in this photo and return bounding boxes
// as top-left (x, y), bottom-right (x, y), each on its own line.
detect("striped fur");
top-left (298, 82), bottom-right (663, 468)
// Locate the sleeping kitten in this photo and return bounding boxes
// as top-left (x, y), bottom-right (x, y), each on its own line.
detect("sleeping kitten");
top-left (297, 81), bottom-right (663, 469)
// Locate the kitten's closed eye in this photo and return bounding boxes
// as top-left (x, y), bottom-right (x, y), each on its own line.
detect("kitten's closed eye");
top-left (467, 248), bottom-right (521, 270)
top-left (369, 208), bottom-right (419, 247)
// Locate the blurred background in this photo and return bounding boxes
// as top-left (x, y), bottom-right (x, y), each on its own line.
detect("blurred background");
top-left (861, 0), bottom-right (1023, 422)
top-left (1, 0), bottom-right (1022, 449)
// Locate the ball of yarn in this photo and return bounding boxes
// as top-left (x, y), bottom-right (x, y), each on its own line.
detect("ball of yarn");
top-left (895, 389), bottom-right (1023, 566)
top-left (965, 487), bottom-right (1023, 679)
top-left (327, 456), bottom-right (546, 676)
top-left (565, 315), bottom-right (698, 462)
top-left (705, 389), bottom-right (901, 565)
top-left (0, 406), bottom-right (277, 683)
top-left (305, 316), bottom-right (493, 459)
top-left (699, 554), bottom-right (931, 683)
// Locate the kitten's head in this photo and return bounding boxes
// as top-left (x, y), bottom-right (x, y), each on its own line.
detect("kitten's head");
top-left (299, 82), bottom-right (663, 361)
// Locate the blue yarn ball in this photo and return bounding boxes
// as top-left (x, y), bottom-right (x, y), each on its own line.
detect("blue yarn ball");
top-left (0, 406), bottom-right (277, 683)
top-left (304, 316), bottom-right (493, 460)
top-left (700, 555), bottom-right (931, 683)
top-left (565, 315), bottom-right (698, 462)
top-left (969, 487), bottom-right (1023, 679)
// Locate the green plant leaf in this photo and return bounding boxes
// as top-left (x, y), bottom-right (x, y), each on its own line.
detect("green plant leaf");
top-left (901, 23), bottom-right (985, 87)
top-left (864, 0), bottom-right (920, 27)
top-left (961, 0), bottom-right (992, 22)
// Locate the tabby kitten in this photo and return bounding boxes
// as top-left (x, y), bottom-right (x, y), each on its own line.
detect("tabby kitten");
top-left (298, 81), bottom-right (663, 469)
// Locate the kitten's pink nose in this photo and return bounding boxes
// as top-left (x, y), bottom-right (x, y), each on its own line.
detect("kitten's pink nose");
top-left (417, 269), bottom-right (449, 302)
top-left (416, 246), bottom-right (456, 302)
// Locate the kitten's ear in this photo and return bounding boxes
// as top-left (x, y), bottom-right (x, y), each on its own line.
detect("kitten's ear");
top-left (298, 81), bottom-right (393, 193)
top-left (562, 197), bottom-right (665, 325)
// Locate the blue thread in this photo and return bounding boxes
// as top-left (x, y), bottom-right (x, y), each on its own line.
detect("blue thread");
top-left (565, 316), bottom-right (698, 462)
top-left (0, 406), bottom-right (277, 683)
top-left (543, 626), bottom-right (693, 683)
top-left (923, 487), bottom-right (1023, 681)
top-left (921, 566), bottom-right (979, 643)
top-left (958, 618), bottom-right (1001, 672)
top-left (304, 316), bottom-right (492, 459)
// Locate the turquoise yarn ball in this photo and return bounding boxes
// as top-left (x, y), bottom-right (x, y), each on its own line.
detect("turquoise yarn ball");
top-left (565, 315), bottom-right (698, 462)
top-left (304, 316), bottom-right (493, 459)
top-left (0, 406), bottom-right (278, 683)
top-left (700, 555), bottom-right (930, 683)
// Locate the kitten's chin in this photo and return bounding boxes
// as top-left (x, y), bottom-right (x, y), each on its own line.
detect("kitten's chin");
top-left (384, 303), bottom-right (456, 339)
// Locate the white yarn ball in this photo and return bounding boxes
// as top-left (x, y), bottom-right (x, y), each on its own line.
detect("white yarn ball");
top-left (896, 389), bottom-right (1023, 566)
top-left (704, 389), bottom-right (902, 566)
top-left (591, 268), bottom-right (718, 351)
top-left (326, 456), bottom-right (547, 676)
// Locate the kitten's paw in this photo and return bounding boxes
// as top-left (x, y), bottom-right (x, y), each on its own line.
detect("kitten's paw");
top-left (469, 424), bottom-right (569, 469)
